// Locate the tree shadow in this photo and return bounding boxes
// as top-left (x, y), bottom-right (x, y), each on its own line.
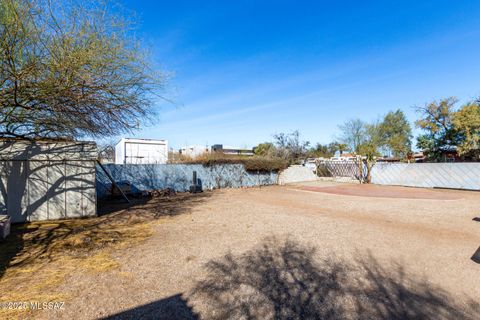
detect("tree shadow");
top-left (97, 191), bottom-right (211, 218)
top-left (0, 140), bottom-right (97, 223)
top-left (0, 192), bottom-right (211, 279)
top-left (191, 237), bottom-right (479, 319)
top-left (102, 294), bottom-right (198, 320)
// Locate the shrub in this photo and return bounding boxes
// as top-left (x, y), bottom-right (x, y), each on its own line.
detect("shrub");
top-left (183, 153), bottom-right (288, 172)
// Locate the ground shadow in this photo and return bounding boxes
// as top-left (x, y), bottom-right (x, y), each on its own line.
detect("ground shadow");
top-left (471, 247), bottom-right (480, 264)
top-left (191, 237), bottom-right (479, 320)
top-left (102, 294), bottom-right (198, 320)
top-left (97, 191), bottom-right (210, 218)
top-left (0, 192), bottom-right (211, 279)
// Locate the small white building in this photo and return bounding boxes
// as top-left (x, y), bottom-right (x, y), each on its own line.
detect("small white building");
top-left (179, 145), bottom-right (209, 158)
top-left (211, 144), bottom-right (254, 156)
top-left (115, 138), bottom-right (168, 164)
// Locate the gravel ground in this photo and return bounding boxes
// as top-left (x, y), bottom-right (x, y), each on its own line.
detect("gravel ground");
top-left (38, 182), bottom-right (480, 319)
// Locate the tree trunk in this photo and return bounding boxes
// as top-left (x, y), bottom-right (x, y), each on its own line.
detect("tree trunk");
top-left (365, 160), bottom-right (375, 184)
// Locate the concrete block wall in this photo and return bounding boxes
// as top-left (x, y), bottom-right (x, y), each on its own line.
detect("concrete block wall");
top-left (371, 163), bottom-right (480, 190)
top-left (278, 165), bottom-right (319, 185)
top-left (96, 163), bottom-right (279, 198)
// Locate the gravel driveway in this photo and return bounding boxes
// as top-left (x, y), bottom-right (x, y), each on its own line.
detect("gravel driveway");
top-left (38, 182), bottom-right (480, 319)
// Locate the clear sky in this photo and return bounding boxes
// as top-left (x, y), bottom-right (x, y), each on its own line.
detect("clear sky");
top-left (119, 0), bottom-right (480, 150)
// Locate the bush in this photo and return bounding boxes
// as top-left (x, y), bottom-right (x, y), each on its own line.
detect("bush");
top-left (183, 153), bottom-right (288, 172)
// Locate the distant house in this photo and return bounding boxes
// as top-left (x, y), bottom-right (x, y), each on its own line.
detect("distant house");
top-left (115, 138), bottom-right (168, 164)
top-left (377, 156), bottom-right (402, 163)
top-left (179, 145), bottom-right (209, 158)
top-left (410, 152), bottom-right (426, 163)
top-left (329, 153), bottom-right (356, 162)
top-left (437, 147), bottom-right (461, 162)
top-left (211, 144), bottom-right (254, 156)
top-left (420, 147), bottom-right (475, 162)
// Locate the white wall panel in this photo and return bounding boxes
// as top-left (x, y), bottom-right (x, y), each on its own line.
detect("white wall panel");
top-left (0, 140), bottom-right (97, 222)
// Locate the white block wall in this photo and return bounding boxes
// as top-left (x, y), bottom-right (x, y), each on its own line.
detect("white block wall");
top-left (278, 165), bottom-right (319, 185)
top-left (371, 163), bottom-right (480, 190)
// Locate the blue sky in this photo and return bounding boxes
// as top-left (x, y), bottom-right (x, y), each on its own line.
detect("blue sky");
top-left (120, 0), bottom-right (480, 149)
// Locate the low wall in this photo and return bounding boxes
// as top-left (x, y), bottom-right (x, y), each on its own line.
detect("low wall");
top-left (371, 163), bottom-right (480, 190)
top-left (96, 163), bottom-right (278, 198)
top-left (278, 165), bottom-right (319, 185)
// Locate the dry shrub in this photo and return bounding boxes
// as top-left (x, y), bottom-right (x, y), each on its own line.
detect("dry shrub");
top-left (182, 153), bottom-right (288, 172)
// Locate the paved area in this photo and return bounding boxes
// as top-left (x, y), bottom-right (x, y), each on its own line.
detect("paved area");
top-left (37, 182), bottom-right (480, 319)
top-left (297, 182), bottom-right (464, 200)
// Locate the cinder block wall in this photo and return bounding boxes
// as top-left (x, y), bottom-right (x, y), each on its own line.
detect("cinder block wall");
top-left (278, 165), bottom-right (319, 185)
top-left (371, 163), bottom-right (480, 190)
top-left (96, 163), bottom-right (279, 198)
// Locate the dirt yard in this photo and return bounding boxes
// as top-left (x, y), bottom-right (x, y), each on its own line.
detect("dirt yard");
top-left (2, 181), bottom-right (480, 319)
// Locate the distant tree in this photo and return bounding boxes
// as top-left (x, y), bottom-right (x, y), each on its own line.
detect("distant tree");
top-left (452, 102), bottom-right (480, 159)
top-left (328, 142), bottom-right (348, 156)
top-left (416, 134), bottom-right (435, 156)
top-left (338, 119), bottom-right (366, 153)
top-left (254, 142), bottom-right (275, 157)
top-left (273, 130), bottom-right (310, 162)
top-left (415, 98), bottom-right (460, 161)
top-left (307, 143), bottom-right (334, 158)
top-left (0, 0), bottom-right (165, 140)
top-left (98, 140), bottom-right (116, 163)
top-left (379, 110), bottom-right (412, 158)
top-left (338, 117), bottom-right (383, 182)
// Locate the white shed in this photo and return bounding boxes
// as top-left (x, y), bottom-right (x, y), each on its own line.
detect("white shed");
top-left (0, 139), bottom-right (98, 223)
top-left (115, 138), bottom-right (168, 164)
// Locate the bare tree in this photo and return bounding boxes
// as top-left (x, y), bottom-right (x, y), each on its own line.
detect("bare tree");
top-left (339, 118), bottom-right (384, 183)
top-left (0, 0), bottom-right (166, 140)
top-left (273, 130), bottom-right (310, 163)
top-left (338, 119), bottom-right (366, 153)
top-left (98, 139), bottom-right (117, 163)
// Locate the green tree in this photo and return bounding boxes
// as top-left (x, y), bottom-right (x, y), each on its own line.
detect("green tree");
top-left (357, 122), bottom-right (383, 183)
top-left (452, 102), bottom-right (480, 159)
top-left (415, 97), bottom-right (459, 161)
top-left (338, 118), bottom-right (384, 183)
top-left (0, 0), bottom-right (165, 139)
top-left (326, 142), bottom-right (348, 156)
top-left (379, 109), bottom-right (412, 158)
top-left (254, 142), bottom-right (275, 157)
top-left (307, 143), bottom-right (334, 158)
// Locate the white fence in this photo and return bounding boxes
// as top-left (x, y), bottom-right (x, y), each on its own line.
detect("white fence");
top-left (371, 163), bottom-right (480, 190)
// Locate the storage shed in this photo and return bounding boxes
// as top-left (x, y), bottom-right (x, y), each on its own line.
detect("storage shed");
top-left (0, 139), bottom-right (98, 223)
top-left (115, 138), bottom-right (168, 164)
